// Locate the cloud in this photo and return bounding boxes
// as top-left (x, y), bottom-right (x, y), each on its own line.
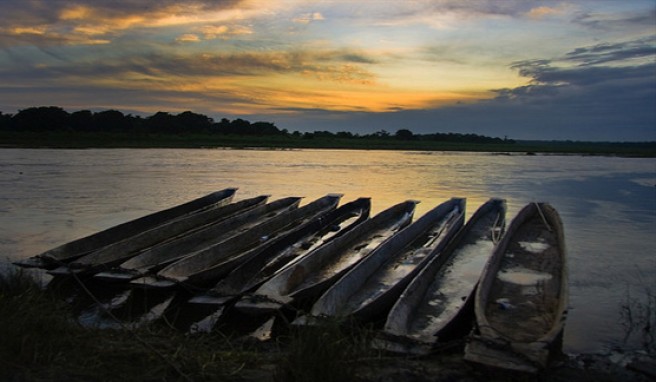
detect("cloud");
top-left (0, 45), bottom-right (384, 116)
top-left (199, 24), bottom-right (253, 39)
top-left (293, 12), bottom-right (324, 24)
top-left (525, 5), bottom-right (569, 19)
top-left (176, 34), bottom-right (201, 43)
top-left (564, 36), bottom-right (656, 65)
top-left (268, 36), bottom-right (656, 141)
top-left (0, 0), bottom-right (254, 47)
top-left (573, 6), bottom-right (656, 31)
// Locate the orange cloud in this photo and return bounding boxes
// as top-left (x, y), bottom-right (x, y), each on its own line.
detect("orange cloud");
top-left (526, 5), bottom-right (567, 19)
top-left (200, 24), bottom-right (253, 39)
top-left (176, 34), bottom-right (201, 42)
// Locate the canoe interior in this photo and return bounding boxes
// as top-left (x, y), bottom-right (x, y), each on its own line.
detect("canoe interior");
top-left (309, 198), bottom-right (466, 322)
top-left (287, 201), bottom-right (417, 300)
top-left (202, 197), bottom-right (371, 303)
top-left (153, 194), bottom-right (340, 287)
top-left (378, 198), bottom-right (506, 351)
top-left (236, 200), bottom-right (416, 315)
top-left (481, 203), bottom-right (566, 343)
top-left (110, 196), bottom-right (300, 276)
top-left (466, 202), bottom-right (567, 372)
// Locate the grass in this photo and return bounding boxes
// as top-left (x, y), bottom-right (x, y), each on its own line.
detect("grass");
top-left (2, 270), bottom-right (652, 381)
top-left (0, 270), bottom-right (267, 381)
top-left (620, 278), bottom-right (656, 355)
top-left (274, 318), bottom-right (380, 382)
top-left (0, 271), bottom-right (381, 382)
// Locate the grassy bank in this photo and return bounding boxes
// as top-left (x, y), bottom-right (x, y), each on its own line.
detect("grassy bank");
top-left (2, 271), bottom-right (654, 381)
top-left (0, 270), bottom-right (387, 382)
top-left (0, 272), bottom-right (261, 381)
top-left (1, 131), bottom-right (655, 157)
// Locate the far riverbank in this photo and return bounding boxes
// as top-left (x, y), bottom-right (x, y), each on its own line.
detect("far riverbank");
top-left (1, 131), bottom-right (655, 157)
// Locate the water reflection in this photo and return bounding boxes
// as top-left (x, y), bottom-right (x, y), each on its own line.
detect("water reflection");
top-left (0, 148), bottom-right (654, 355)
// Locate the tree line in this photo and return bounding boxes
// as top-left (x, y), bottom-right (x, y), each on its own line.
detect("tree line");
top-left (0, 106), bottom-right (512, 144)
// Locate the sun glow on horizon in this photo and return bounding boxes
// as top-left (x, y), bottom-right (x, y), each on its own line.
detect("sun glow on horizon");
top-left (0, 0), bottom-right (653, 139)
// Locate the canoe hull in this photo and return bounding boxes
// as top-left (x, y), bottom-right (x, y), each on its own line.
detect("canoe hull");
top-left (464, 202), bottom-right (567, 373)
top-left (236, 200), bottom-right (417, 316)
top-left (299, 198), bottom-right (466, 325)
top-left (68, 195), bottom-right (269, 276)
top-left (375, 198), bottom-right (507, 354)
top-left (91, 196), bottom-right (298, 280)
top-left (190, 197), bottom-right (371, 307)
top-left (136, 194), bottom-right (343, 289)
top-left (15, 188), bottom-right (237, 269)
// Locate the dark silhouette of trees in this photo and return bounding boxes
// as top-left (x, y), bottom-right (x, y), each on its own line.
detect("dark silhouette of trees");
top-left (94, 110), bottom-right (126, 132)
top-left (177, 111), bottom-right (213, 133)
top-left (0, 111), bottom-right (12, 131)
top-left (0, 106), bottom-right (511, 144)
top-left (395, 129), bottom-right (414, 140)
top-left (422, 132), bottom-right (510, 144)
top-left (12, 106), bottom-right (69, 131)
top-left (70, 110), bottom-right (94, 131)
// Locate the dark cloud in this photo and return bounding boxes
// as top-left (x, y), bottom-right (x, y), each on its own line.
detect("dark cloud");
top-left (574, 7), bottom-right (656, 31)
top-left (565, 36), bottom-right (656, 65)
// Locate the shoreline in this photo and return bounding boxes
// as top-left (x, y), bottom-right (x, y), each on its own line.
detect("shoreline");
top-left (1, 131), bottom-right (655, 157)
top-left (1, 267), bottom-right (654, 381)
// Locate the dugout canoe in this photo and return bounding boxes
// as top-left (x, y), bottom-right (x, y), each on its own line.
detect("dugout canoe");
top-left (295, 198), bottom-right (465, 325)
top-left (14, 188), bottom-right (237, 269)
top-left (91, 196), bottom-right (269, 282)
top-left (235, 200), bottom-right (417, 316)
top-left (464, 202), bottom-right (567, 373)
top-left (62, 195), bottom-right (267, 277)
top-left (374, 198), bottom-right (506, 354)
top-left (131, 194), bottom-right (342, 289)
top-left (51, 196), bottom-right (299, 277)
top-left (189, 197), bottom-right (371, 307)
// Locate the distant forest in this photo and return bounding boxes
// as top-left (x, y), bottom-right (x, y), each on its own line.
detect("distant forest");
top-left (0, 106), bottom-right (511, 144)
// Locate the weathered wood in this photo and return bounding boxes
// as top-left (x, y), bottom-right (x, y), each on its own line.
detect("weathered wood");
top-left (296, 198), bottom-right (465, 325)
top-left (235, 200), bottom-right (417, 316)
top-left (14, 188), bottom-right (237, 269)
top-left (133, 194), bottom-right (343, 289)
top-left (86, 196), bottom-right (299, 279)
top-left (464, 202), bottom-right (567, 373)
top-left (189, 197), bottom-right (371, 306)
top-left (91, 195), bottom-right (269, 282)
top-left (374, 198), bottom-right (506, 354)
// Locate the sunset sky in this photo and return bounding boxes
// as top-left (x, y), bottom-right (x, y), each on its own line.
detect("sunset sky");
top-left (0, 1), bottom-right (654, 140)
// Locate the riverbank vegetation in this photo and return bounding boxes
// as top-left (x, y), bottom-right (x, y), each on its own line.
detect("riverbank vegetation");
top-left (1, 107), bottom-right (654, 156)
top-left (1, 270), bottom-right (653, 381)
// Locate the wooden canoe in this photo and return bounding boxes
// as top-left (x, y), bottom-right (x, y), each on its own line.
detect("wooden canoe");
top-left (374, 198), bottom-right (506, 354)
top-left (91, 195), bottom-right (269, 282)
top-left (189, 197), bottom-right (371, 306)
top-left (235, 200), bottom-right (417, 316)
top-left (295, 198), bottom-right (465, 325)
top-left (14, 188), bottom-right (237, 269)
top-left (50, 196), bottom-right (298, 277)
top-left (131, 194), bottom-right (342, 289)
top-left (464, 202), bottom-right (567, 373)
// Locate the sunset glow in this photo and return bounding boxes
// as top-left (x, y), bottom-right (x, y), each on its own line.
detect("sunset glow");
top-left (0, 0), bottom-right (654, 140)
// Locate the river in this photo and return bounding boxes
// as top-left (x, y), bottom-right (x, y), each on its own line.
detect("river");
top-left (0, 148), bottom-right (654, 355)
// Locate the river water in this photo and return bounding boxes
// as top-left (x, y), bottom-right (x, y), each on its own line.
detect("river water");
top-left (0, 148), bottom-right (654, 355)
